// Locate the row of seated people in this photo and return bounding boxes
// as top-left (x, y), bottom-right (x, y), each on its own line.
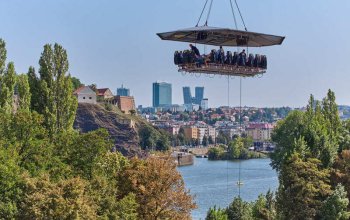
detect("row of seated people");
top-left (174, 49), bottom-right (267, 69)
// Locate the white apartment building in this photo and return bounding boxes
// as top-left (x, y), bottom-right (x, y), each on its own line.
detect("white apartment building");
top-left (246, 123), bottom-right (274, 141)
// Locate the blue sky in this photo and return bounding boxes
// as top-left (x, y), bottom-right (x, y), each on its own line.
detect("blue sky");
top-left (1, 0), bottom-right (349, 107)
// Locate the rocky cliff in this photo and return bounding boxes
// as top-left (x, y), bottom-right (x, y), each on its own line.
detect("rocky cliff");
top-left (74, 103), bottom-right (146, 157)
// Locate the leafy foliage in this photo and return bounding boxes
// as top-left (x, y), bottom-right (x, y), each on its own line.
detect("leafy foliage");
top-left (332, 150), bottom-right (350, 207)
top-left (139, 124), bottom-right (170, 151)
top-left (0, 148), bottom-right (22, 219)
top-left (276, 153), bottom-right (331, 219)
top-left (0, 39), bottom-right (195, 219)
top-left (208, 137), bottom-right (263, 160)
top-left (120, 156), bottom-right (196, 220)
top-left (271, 91), bottom-right (341, 171)
top-left (319, 184), bottom-right (350, 220)
top-left (226, 197), bottom-right (252, 220)
top-left (19, 175), bottom-right (97, 220)
top-left (206, 206), bottom-right (228, 220)
top-left (34, 43), bottom-right (77, 136)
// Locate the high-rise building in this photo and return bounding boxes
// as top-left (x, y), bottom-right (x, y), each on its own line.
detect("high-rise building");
top-left (201, 98), bottom-right (209, 110)
top-left (152, 82), bottom-right (172, 107)
top-left (117, 84), bottom-right (130, 96)
top-left (183, 87), bottom-right (192, 104)
top-left (195, 87), bottom-right (204, 105)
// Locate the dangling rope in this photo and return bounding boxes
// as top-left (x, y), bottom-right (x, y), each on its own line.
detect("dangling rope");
top-left (196, 0), bottom-right (209, 27)
top-left (205, 0), bottom-right (214, 26)
top-left (238, 76), bottom-right (242, 198)
top-left (226, 75), bottom-right (230, 203)
top-left (234, 0), bottom-right (248, 31)
top-left (229, 0), bottom-right (238, 29)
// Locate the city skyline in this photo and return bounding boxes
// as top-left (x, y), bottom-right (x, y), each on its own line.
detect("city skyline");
top-left (1, 1), bottom-right (350, 107)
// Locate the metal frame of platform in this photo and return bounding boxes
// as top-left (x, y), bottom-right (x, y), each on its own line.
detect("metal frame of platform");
top-left (177, 63), bottom-right (266, 77)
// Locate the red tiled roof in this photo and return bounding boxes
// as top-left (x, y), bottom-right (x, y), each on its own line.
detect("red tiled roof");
top-left (247, 123), bottom-right (274, 129)
top-left (97, 88), bottom-right (109, 96)
top-left (73, 86), bottom-right (88, 95)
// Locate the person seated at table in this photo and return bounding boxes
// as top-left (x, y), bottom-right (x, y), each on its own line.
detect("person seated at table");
top-left (216, 46), bottom-right (225, 64)
top-left (238, 49), bottom-right (247, 66)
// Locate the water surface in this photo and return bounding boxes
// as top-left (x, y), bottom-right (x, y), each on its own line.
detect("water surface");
top-left (178, 158), bottom-right (278, 220)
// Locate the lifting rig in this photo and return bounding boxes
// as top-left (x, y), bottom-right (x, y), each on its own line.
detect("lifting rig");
top-left (157, 0), bottom-right (285, 202)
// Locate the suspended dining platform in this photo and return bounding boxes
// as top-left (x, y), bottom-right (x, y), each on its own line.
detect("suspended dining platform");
top-left (177, 63), bottom-right (266, 77)
top-left (158, 25), bottom-right (284, 77)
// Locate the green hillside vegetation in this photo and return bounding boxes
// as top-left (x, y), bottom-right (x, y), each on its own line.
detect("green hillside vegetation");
top-left (208, 137), bottom-right (266, 160)
top-left (206, 91), bottom-right (350, 220)
top-left (0, 39), bottom-right (195, 219)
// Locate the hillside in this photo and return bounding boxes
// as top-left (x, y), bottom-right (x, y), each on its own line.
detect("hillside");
top-left (74, 103), bottom-right (148, 157)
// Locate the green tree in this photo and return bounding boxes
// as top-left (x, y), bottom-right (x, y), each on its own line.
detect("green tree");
top-left (37, 43), bottom-right (77, 136)
top-left (208, 135), bottom-right (214, 145)
top-left (216, 131), bottom-right (230, 145)
top-left (0, 38), bottom-right (6, 75)
top-left (208, 146), bottom-right (226, 160)
top-left (272, 91), bottom-right (340, 170)
top-left (276, 153), bottom-right (331, 219)
top-left (115, 193), bottom-right (139, 220)
top-left (270, 110), bottom-right (305, 171)
top-left (251, 191), bottom-right (276, 220)
top-left (202, 135), bottom-right (209, 146)
top-left (139, 125), bottom-right (158, 150)
top-left (19, 175), bottom-right (97, 220)
top-left (228, 138), bottom-right (242, 159)
top-left (90, 152), bottom-right (138, 219)
top-left (16, 74), bottom-right (31, 110)
top-left (54, 129), bottom-right (112, 179)
top-left (71, 76), bottom-right (83, 90)
top-left (319, 184), bottom-right (350, 220)
top-left (332, 150), bottom-right (350, 205)
top-left (27, 66), bottom-right (41, 111)
top-left (338, 119), bottom-right (350, 152)
top-left (226, 197), bottom-right (252, 220)
top-left (0, 110), bottom-right (53, 177)
top-left (0, 62), bottom-right (17, 113)
top-left (0, 148), bottom-right (22, 219)
top-left (206, 206), bottom-right (228, 220)
top-left (156, 132), bottom-right (170, 151)
top-left (120, 156), bottom-right (196, 220)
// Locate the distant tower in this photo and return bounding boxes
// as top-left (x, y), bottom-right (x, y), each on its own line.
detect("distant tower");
top-left (183, 87), bottom-right (192, 105)
top-left (195, 87), bottom-right (204, 105)
top-left (152, 82), bottom-right (172, 107)
top-left (117, 84), bottom-right (130, 96)
top-left (201, 98), bottom-right (209, 110)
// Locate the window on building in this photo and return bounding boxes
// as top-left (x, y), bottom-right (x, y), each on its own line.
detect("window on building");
top-left (89, 97), bottom-right (92, 99)
top-left (83, 97), bottom-right (86, 99)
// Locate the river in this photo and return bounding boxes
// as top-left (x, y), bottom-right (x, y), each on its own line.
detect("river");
top-left (177, 157), bottom-right (278, 220)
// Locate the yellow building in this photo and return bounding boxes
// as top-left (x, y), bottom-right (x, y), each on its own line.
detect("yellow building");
top-left (183, 126), bottom-right (198, 140)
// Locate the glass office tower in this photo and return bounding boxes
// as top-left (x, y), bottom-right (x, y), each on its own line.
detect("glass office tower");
top-left (152, 82), bottom-right (172, 107)
top-left (195, 87), bottom-right (204, 105)
top-left (183, 87), bottom-right (192, 104)
top-left (117, 84), bottom-right (130, 96)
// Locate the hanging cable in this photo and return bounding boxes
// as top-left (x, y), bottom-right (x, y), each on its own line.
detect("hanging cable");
top-left (234, 0), bottom-right (248, 31)
top-left (238, 76), bottom-right (242, 198)
top-left (205, 0), bottom-right (214, 26)
top-left (196, 0), bottom-right (209, 27)
top-left (226, 75), bottom-right (230, 203)
top-left (227, 76), bottom-right (230, 107)
top-left (229, 0), bottom-right (238, 29)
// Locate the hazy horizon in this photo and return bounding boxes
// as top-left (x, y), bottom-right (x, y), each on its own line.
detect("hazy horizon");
top-left (1, 0), bottom-right (349, 108)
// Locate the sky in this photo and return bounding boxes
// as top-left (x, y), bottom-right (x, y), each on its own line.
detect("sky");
top-left (0, 0), bottom-right (349, 108)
